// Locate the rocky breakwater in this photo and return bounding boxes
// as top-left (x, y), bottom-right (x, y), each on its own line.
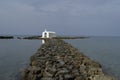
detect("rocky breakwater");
top-left (21, 39), bottom-right (115, 80)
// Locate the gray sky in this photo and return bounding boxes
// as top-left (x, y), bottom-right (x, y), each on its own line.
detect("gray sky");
top-left (0, 0), bottom-right (120, 36)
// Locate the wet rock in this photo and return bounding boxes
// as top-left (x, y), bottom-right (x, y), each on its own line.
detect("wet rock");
top-left (21, 39), bottom-right (115, 80)
top-left (64, 74), bottom-right (74, 80)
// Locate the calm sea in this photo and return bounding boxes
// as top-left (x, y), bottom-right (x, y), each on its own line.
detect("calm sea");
top-left (0, 37), bottom-right (120, 80)
top-left (66, 37), bottom-right (120, 79)
top-left (0, 39), bottom-right (41, 80)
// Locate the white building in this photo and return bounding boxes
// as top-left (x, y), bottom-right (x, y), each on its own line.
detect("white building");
top-left (42, 29), bottom-right (56, 44)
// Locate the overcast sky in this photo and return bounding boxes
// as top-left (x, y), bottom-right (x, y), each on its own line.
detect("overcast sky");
top-left (0, 0), bottom-right (120, 36)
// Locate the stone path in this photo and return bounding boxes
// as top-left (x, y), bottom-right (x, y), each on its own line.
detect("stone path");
top-left (21, 39), bottom-right (115, 80)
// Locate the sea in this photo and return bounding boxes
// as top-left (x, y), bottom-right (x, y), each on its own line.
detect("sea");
top-left (0, 37), bottom-right (120, 80)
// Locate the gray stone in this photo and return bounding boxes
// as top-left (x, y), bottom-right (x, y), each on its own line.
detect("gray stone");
top-left (21, 39), bottom-right (115, 80)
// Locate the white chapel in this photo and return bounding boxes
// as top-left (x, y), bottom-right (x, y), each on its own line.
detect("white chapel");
top-left (42, 29), bottom-right (56, 44)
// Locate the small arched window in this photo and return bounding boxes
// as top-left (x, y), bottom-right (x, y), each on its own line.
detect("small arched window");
top-left (44, 32), bottom-right (47, 38)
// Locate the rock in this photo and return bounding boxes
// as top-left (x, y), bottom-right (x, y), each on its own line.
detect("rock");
top-left (21, 39), bottom-right (115, 80)
top-left (64, 74), bottom-right (74, 79)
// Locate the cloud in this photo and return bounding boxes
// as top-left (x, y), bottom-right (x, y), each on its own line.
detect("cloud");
top-left (0, 0), bottom-right (120, 36)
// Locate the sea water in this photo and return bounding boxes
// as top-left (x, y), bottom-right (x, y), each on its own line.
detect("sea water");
top-left (0, 39), bottom-right (41, 80)
top-left (66, 37), bottom-right (120, 79)
top-left (0, 37), bottom-right (120, 80)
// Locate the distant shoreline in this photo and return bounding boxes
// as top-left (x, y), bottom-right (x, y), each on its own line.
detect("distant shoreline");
top-left (0, 35), bottom-right (89, 40)
top-left (0, 36), bottom-right (14, 39)
top-left (21, 36), bottom-right (90, 40)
